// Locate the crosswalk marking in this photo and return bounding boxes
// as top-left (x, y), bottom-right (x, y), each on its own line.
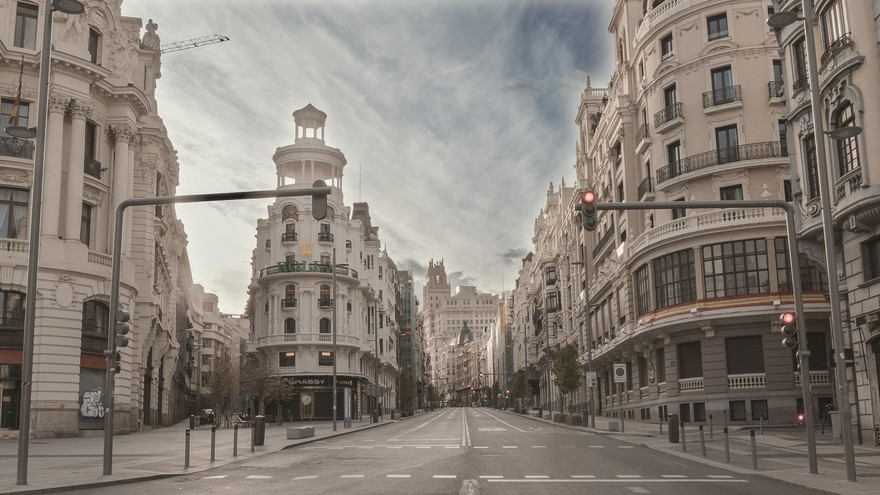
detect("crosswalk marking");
top-left (341, 474), bottom-right (365, 478)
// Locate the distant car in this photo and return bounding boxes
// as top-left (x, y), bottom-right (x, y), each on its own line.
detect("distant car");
top-left (200, 409), bottom-right (214, 424)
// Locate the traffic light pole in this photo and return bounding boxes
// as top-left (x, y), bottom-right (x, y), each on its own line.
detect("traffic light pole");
top-left (102, 183), bottom-right (330, 475)
top-left (585, 199), bottom-right (817, 474)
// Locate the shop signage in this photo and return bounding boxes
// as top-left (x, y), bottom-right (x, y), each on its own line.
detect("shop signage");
top-left (276, 261), bottom-right (333, 273)
top-left (286, 375), bottom-right (358, 388)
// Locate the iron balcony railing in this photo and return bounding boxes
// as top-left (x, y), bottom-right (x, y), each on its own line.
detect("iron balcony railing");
top-left (702, 85), bottom-right (741, 108)
top-left (654, 102), bottom-right (683, 128)
top-left (792, 74), bottom-right (809, 94)
top-left (281, 297), bottom-right (297, 308)
top-left (281, 232), bottom-right (297, 242)
top-left (318, 298), bottom-right (334, 308)
top-left (84, 157), bottom-right (102, 179)
top-left (593, 224), bottom-right (616, 258)
top-left (657, 141), bottom-right (786, 184)
top-left (318, 232), bottom-right (334, 242)
top-left (821, 33), bottom-right (853, 66)
top-left (638, 176), bottom-right (653, 199)
top-left (768, 81), bottom-right (784, 99)
top-left (0, 136), bottom-right (34, 159)
top-left (637, 123), bottom-right (650, 142)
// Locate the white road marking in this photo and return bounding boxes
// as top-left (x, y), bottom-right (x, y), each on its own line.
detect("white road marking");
top-left (357, 446), bottom-right (374, 449)
top-left (618, 445), bottom-right (635, 449)
top-left (589, 445), bottom-right (605, 448)
top-left (662, 475), bottom-right (687, 478)
top-left (434, 475), bottom-right (457, 479)
top-left (479, 475), bottom-right (503, 479)
top-left (246, 475), bottom-right (273, 479)
top-left (617, 475), bottom-right (643, 478)
top-left (340, 474), bottom-right (365, 478)
top-left (502, 445), bottom-right (518, 449)
top-left (707, 475), bottom-right (734, 479)
top-left (627, 487), bottom-right (651, 493)
top-left (571, 475), bottom-right (596, 479)
top-left (293, 476), bottom-right (318, 480)
top-left (474, 446), bottom-right (489, 449)
top-left (387, 474), bottom-right (411, 478)
top-left (461, 409), bottom-right (471, 447)
top-left (203, 475), bottom-right (227, 479)
top-left (446, 445), bottom-right (459, 449)
top-left (417, 446), bottom-right (431, 449)
top-left (488, 479), bottom-right (748, 484)
top-left (532, 445), bottom-right (547, 448)
top-left (525, 475), bottom-right (550, 479)
top-left (480, 410), bottom-right (529, 432)
top-left (388, 446), bottom-right (403, 449)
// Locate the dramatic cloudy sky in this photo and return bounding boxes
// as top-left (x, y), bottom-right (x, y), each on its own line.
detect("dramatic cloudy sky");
top-left (122, 0), bottom-right (613, 313)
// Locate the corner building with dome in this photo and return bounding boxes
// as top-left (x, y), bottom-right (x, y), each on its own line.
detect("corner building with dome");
top-left (247, 104), bottom-right (400, 420)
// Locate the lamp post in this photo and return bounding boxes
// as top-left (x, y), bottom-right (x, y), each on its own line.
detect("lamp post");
top-left (13, 0), bottom-right (85, 486)
top-left (332, 248), bottom-right (337, 431)
top-left (768, 3), bottom-right (861, 481)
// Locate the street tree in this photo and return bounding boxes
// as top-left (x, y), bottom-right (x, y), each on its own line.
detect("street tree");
top-left (551, 345), bottom-right (581, 413)
top-left (510, 369), bottom-right (528, 410)
top-left (399, 369), bottom-right (417, 413)
top-left (426, 384), bottom-right (437, 406)
top-left (239, 353), bottom-right (279, 416)
top-left (207, 351), bottom-right (238, 425)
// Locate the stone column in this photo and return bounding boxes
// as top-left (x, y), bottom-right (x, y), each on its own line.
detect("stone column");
top-left (63, 100), bottom-right (92, 242)
top-left (109, 124), bottom-right (135, 254)
top-left (41, 94), bottom-right (69, 239)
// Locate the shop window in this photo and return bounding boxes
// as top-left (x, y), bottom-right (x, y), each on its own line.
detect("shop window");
top-left (82, 300), bottom-right (109, 336)
top-left (729, 400), bottom-right (747, 421)
top-left (279, 351), bottom-right (295, 367)
top-left (319, 351), bottom-right (333, 366)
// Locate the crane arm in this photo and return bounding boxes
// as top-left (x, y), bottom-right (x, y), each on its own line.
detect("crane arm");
top-left (160, 35), bottom-right (230, 54)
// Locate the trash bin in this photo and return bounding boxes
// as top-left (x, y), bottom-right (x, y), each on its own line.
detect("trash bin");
top-left (668, 413), bottom-right (680, 443)
top-left (391, 409), bottom-right (396, 420)
top-left (372, 410), bottom-right (379, 423)
top-left (254, 415), bottom-right (266, 446)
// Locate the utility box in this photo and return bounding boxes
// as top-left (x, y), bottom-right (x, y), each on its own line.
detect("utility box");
top-left (668, 414), bottom-right (680, 443)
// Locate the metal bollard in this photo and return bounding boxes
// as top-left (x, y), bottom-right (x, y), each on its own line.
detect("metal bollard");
top-left (251, 423), bottom-right (255, 452)
top-left (699, 424), bottom-right (706, 457)
top-left (724, 427), bottom-right (730, 463)
top-left (659, 415), bottom-right (663, 435)
top-left (234, 424), bottom-right (239, 457)
top-left (710, 414), bottom-right (714, 439)
top-left (681, 421), bottom-right (687, 452)
top-left (185, 429), bottom-right (190, 468)
top-left (211, 426), bottom-right (216, 462)
top-left (760, 416), bottom-right (764, 435)
top-left (750, 430), bottom-right (758, 469)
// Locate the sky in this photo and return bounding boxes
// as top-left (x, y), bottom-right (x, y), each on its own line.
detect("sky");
top-left (121, 0), bottom-right (614, 314)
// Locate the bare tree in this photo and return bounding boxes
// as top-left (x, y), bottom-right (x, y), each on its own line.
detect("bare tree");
top-left (239, 354), bottom-right (278, 417)
top-left (207, 351), bottom-right (238, 426)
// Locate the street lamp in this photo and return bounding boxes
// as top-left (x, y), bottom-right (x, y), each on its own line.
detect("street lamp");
top-left (768, 2), bottom-right (860, 481)
top-left (15, 0), bottom-right (85, 487)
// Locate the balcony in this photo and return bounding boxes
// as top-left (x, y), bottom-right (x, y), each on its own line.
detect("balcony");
top-left (792, 74), bottom-right (809, 94)
top-left (727, 373), bottom-right (765, 389)
top-left (0, 239), bottom-right (28, 253)
top-left (794, 370), bottom-right (831, 386)
top-left (318, 232), bottom-right (334, 243)
top-left (768, 81), bottom-right (784, 99)
top-left (260, 263), bottom-right (358, 278)
top-left (318, 297), bottom-right (334, 309)
top-left (593, 224), bottom-right (615, 258)
top-left (84, 157), bottom-right (102, 180)
top-left (656, 141), bottom-right (786, 184)
top-left (679, 377), bottom-right (704, 392)
top-left (281, 232), bottom-right (298, 243)
top-left (635, 123), bottom-right (651, 154)
top-left (835, 168), bottom-right (862, 204)
top-left (256, 332), bottom-right (360, 347)
top-left (821, 34), bottom-right (853, 68)
top-left (654, 102), bottom-right (683, 129)
top-left (0, 136), bottom-right (34, 159)
top-left (281, 297), bottom-right (297, 309)
top-left (702, 85), bottom-right (741, 108)
top-left (637, 176), bottom-right (653, 200)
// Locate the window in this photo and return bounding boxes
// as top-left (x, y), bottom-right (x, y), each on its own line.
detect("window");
top-left (707, 13), bottom-right (728, 40)
top-left (0, 187), bottom-right (29, 239)
top-left (666, 140), bottom-right (682, 177)
top-left (319, 284), bottom-right (332, 307)
top-left (319, 351), bottom-right (334, 366)
top-left (0, 290), bottom-right (25, 328)
top-left (679, 403), bottom-right (691, 422)
top-left (546, 291), bottom-right (559, 312)
top-left (661, 33), bottom-right (674, 58)
top-left (725, 336), bottom-right (765, 374)
top-left (792, 39), bottom-right (809, 90)
top-left (862, 237), bottom-right (880, 281)
top-left (720, 185), bottom-right (743, 201)
top-left (80, 203), bottom-right (92, 246)
top-left (779, 119), bottom-right (788, 156)
top-left (775, 237), bottom-right (828, 292)
top-left (821, 0), bottom-right (848, 48)
top-left (729, 400), bottom-right (747, 421)
top-left (14, 2), bottom-right (38, 49)
top-left (284, 318), bottom-right (296, 334)
top-left (88, 28), bottom-right (101, 64)
top-left (703, 239), bottom-right (770, 298)
top-left (638, 356), bottom-right (648, 388)
top-left (804, 135), bottom-right (820, 200)
top-left (770, 60), bottom-right (784, 98)
top-left (655, 347), bottom-right (666, 383)
top-left (283, 284), bottom-right (296, 308)
top-left (772, 60), bottom-right (783, 83)
top-left (678, 341), bottom-right (703, 379)
top-left (715, 125), bottom-right (739, 163)
top-left (653, 249), bottom-right (696, 309)
top-left (834, 102), bottom-right (860, 175)
top-left (545, 266), bottom-right (557, 285)
top-left (1, 98), bottom-right (30, 137)
top-left (279, 351), bottom-right (296, 367)
top-left (671, 198), bottom-right (686, 220)
top-left (282, 223), bottom-right (297, 242)
top-left (634, 265), bottom-right (650, 317)
top-left (82, 300), bottom-right (109, 336)
top-left (319, 317), bottom-right (331, 334)
top-left (693, 402), bottom-right (706, 422)
top-left (710, 66), bottom-right (735, 106)
top-left (664, 84), bottom-right (677, 107)
top-left (751, 400), bottom-right (769, 421)
top-left (783, 180), bottom-right (793, 202)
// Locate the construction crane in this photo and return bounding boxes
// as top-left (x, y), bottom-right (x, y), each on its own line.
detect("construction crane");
top-left (160, 34), bottom-right (230, 54)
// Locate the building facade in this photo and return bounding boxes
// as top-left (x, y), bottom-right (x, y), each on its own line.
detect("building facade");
top-left (247, 104), bottom-right (399, 420)
top-left (0, 1), bottom-right (205, 437)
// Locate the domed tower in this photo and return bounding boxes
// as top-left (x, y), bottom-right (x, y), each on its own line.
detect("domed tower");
top-left (273, 103), bottom-right (347, 191)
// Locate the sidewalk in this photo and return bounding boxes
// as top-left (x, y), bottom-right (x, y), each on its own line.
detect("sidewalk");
top-left (0, 416), bottom-right (392, 494)
top-left (510, 409), bottom-right (880, 495)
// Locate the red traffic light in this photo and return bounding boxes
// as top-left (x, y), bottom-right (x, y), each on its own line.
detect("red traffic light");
top-left (582, 190), bottom-right (596, 204)
top-left (780, 312), bottom-right (795, 325)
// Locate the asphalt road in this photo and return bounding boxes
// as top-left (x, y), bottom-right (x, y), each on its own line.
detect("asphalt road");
top-left (63, 408), bottom-right (818, 494)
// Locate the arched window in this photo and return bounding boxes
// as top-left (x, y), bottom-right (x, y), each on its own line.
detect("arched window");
top-left (282, 204), bottom-right (298, 220)
top-left (319, 317), bottom-right (331, 334)
top-left (834, 102), bottom-right (861, 176)
top-left (319, 284), bottom-right (331, 308)
top-left (0, 290), bottom-right (25, 328)
top-left (82, 300), bottom-right (109, 335)
top-left (284, 318), bottom-right (296, 334)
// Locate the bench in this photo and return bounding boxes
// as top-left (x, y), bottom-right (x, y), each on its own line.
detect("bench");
top-left (287, 426), bottom-right (315, 439)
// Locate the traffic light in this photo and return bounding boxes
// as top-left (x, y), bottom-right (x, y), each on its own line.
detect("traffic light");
top-left (113, 351), bottom-right (123, 374)
top-left (780, 312), bottom-right (797, 349)
top-left (311, 180), bottom-right (328, 220)
top-left (580, 190), bottom-right (597, 231)
top-left (115, 310), bottom-right (132, 348)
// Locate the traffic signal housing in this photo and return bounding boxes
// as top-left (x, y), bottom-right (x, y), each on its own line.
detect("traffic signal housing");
top-left (580, 190), bottom-right (597, 231)
top-left (312, 180), bottom-right (328, 220)
top-left (115, 310), bottom-right (131, 348)
top-left (113, 351), bottom-right (123, 374)
top-left (780, 312), bottom-right (797, 349)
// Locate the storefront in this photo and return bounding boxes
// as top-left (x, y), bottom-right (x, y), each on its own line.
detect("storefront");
top-left (270, 375), bottom-right (366, 421)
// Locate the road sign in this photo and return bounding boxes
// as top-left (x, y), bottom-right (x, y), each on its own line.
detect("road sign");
top-left (585, 372), bottom-right (597, 388)
top-left (613, 363), bottom-right (626, 383)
